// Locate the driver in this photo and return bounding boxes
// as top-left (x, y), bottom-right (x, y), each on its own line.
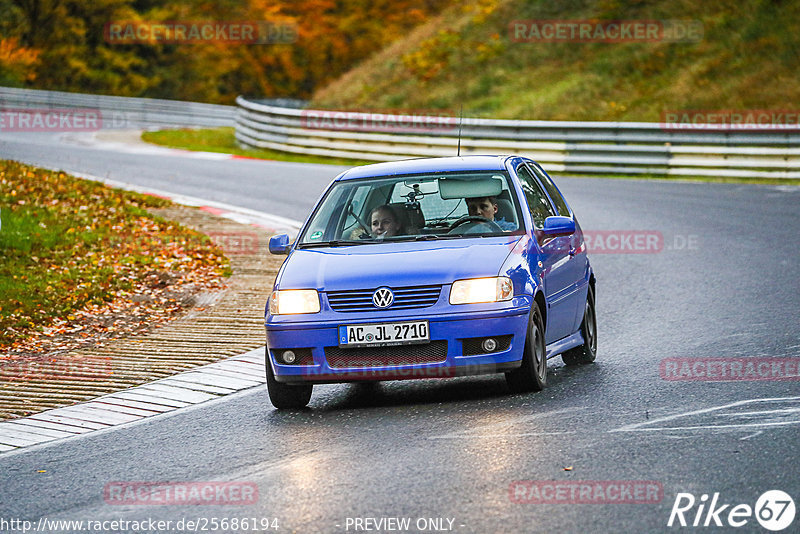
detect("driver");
top-left (466, 196), bottom-right (516, 231)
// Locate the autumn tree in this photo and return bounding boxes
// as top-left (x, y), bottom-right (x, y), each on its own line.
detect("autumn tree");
top-left (1, 0), bottom-right (451, 102)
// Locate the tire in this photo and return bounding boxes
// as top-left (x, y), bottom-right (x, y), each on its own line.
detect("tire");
top-left (562, 285), bottom-right (597, 366)
top-left (266, 354), bottom-right (313, 409)
top-left (505, 302), bottom-right (547, 393)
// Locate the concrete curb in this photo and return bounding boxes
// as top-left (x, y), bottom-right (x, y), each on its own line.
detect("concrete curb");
top-left (0, 347), bottom-right (266, 453)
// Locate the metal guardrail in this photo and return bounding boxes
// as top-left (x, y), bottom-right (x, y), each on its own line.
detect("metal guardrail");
top-left (0, 87), bottom-right (236, 129)
top-left (235, 96), bottom-right (800, 179)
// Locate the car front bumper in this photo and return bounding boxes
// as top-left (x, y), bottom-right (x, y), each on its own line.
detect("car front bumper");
top-left (265, 297), bottom-right (532, 384)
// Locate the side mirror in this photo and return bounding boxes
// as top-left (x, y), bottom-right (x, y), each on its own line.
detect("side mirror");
top-left (268, 234), bottom-right (291, 255)
top-left (542, 216), bottom-right (576, 236)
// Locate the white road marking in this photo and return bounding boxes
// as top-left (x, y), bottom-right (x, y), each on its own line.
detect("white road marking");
top-left (609, 396), bottom-right (800, 433)
top-left (68, 171), bottom-right (302, 235)
top-left (739, 431), bottom-right (764, 441)
top-left (61, 131), bottom-right (234, 161)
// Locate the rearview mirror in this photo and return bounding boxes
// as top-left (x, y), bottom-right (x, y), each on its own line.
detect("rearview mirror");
top-left (268, 234), bottom-right (291, 255)
top-left (542, 216), bottom-right (575, 236)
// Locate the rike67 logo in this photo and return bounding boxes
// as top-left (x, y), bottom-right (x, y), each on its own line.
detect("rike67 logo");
top-left (668, 490), bottom-right (795, 531)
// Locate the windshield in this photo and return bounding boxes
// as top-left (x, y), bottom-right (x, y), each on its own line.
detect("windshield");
top-left (298, 171), bottom-right (524, 246)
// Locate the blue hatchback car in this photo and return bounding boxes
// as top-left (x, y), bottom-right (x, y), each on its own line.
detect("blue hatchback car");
top-left (265, 156), bottom-right (596, 408)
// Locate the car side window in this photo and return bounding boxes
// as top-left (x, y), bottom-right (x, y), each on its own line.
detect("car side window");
top-left (527, 163), bottom-right (570, 217)
top-left (516, 164), bottom-right (556, 228)
top-left (342, 185), bottom-right (372, 236)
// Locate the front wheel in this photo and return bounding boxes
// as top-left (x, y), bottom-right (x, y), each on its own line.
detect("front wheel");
top-left (506, 302), bottom-right (547, 393)
top-left (562, 285), bottom-right (597, 366)
top-left (266, 355), bottom-right (313, 409)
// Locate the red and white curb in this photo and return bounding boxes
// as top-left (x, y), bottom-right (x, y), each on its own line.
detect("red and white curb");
top-left (0, 347), bottom-right (267, 454)
top-left (68, 171), bottom-right (303, 237)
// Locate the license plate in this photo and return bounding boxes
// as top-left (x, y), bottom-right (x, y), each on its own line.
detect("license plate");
top-left (339, 321), bottom-right (429, 348)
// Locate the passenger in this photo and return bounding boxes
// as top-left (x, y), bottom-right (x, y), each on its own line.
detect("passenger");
top-left (466, 196), bottom-right (516, 231)
top-left (369, 204), bottom-right (405, 238)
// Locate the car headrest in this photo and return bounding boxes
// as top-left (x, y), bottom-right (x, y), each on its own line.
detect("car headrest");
top-left (388, 202), bottom-right (425, 232)
top-left (495, 198), bottom-right (516, 225)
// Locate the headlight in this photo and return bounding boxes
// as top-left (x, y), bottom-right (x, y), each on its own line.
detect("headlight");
top-left (450, 277), bottom-right (513, 305)
top-left (269, 290), bottom-right (320, 315)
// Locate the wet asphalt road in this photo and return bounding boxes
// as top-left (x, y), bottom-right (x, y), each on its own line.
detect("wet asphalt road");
top-left (1, 131), bottom-right (799, 533)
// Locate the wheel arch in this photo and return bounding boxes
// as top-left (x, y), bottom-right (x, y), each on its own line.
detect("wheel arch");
top-left (533, 290), bottom-right (547, 329)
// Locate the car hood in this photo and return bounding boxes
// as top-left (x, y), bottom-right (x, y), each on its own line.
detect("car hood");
top-left (278, 237), bottom-right (520, 291)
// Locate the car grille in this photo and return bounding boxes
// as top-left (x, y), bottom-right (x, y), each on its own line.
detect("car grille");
top-left (325, 341), bottom-right (447, 368)
top-left (326, 285), bottom-right (442, 312)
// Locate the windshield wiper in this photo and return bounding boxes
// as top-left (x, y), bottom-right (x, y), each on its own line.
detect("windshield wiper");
top-left (299, 239), bottom-right (372, 248)
top-left (389, 234), bottom-right (463, 241)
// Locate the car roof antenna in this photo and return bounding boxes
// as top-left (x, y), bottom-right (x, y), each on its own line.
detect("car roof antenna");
top-left (457, 105), bottom-right (463, 157)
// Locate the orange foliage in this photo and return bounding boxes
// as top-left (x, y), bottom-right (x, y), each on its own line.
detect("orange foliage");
top-left (0, 38), bottom-right (40, 83)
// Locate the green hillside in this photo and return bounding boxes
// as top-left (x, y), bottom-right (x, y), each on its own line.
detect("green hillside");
top-left (311, 0), bottom-right (800, 121)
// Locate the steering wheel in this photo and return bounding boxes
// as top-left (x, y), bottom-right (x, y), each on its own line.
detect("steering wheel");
top-left (448, 216), bottom-right (503, 233)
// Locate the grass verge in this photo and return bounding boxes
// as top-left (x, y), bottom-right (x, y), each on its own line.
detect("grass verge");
top-left (142, 127), bottom-right (375, 167)
top-left (0, 161), bottom-right (230, 351)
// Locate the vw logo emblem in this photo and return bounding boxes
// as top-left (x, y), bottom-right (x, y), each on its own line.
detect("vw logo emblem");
top-left (372, 287), bottom-right (394, 309)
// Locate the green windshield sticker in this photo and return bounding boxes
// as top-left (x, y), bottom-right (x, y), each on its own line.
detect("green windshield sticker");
top-left (310, 231), bottom-right (323, 240)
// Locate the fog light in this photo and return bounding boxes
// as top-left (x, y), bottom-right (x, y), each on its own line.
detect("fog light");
top-left (282, 350), bottom-right (297, 364)
top-left (481, 338), bottom-right (498, 352)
